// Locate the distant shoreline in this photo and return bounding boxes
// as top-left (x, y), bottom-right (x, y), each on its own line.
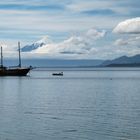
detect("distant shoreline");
top-left (33, 67), bottom-right (140, 71)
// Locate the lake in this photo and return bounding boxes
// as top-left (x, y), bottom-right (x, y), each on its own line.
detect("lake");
top-left (0, 68), bottom-right (140, 140)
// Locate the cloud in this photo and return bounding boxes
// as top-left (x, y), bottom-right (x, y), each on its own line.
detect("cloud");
top-left (66, 1), bottom-right (113, 12)
top-left (32, 28), bottom-right (106, 57)
top-left (113, 17), bottom-right (140, 50)
top-left (2, 27), bottom-right (140, 60)
top-left (113, 17), bottom-right (140, 34)
top-left (114, 39), bottom-right (129, 46)
top-left (114, 36), bottom-right (140, 47)
top-left (82, 9), bottom-right (116, 16)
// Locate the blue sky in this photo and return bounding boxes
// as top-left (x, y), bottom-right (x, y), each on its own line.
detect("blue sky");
top-left (0, 0), bottom-right (140, 59)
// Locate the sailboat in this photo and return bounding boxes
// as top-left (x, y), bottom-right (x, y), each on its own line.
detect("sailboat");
top-left (0, 42), bottom-right (32, 76)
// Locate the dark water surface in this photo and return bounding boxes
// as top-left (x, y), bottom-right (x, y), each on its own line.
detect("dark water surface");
top-left (0, 68), bottom-right (140, 140)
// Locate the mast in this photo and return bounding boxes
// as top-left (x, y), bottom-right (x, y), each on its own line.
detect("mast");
top-left (18, 42), bottom-right (21, 67)
top-left (0, 46), bottom-right (3, 67)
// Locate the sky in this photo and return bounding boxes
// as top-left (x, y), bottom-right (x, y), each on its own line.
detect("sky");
top-left (0, 0), bottom-right (140, 59)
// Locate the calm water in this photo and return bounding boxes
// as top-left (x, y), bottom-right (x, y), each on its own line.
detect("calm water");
top-left (0, 68), bottom-right (140, 140)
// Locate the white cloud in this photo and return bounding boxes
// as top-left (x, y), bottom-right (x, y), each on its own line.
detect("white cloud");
top-left (113, 17), bottom-right (140, 52)
top-left (113, 17), bottom-right (140, 58)
top-left (114, 36), bottom-right (140, 46)
top-left (114, 39), bottom-right (129, 46)
top-left (86, 28), bottom-right (105, 39)
top-left (32, 28), bottom-right (106, 57)
top-left (113, 17), bottom-right (140, 34)
top-left (21, 27), bottom-right (139, 59)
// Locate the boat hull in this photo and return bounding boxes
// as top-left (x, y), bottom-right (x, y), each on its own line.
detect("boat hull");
top-left (0, 68), bottom-right (31, 76)
top-left (52, 72), bottom-right (63, 76)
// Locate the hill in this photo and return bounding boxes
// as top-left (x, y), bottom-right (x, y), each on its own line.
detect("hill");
top-left (101, 54), bottom-right (140, 67)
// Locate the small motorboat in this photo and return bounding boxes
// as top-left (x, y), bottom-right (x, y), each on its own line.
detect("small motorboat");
top-left (52, 72), bottom-right (63, 76)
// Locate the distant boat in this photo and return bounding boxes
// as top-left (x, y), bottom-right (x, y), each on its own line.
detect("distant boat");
top-left (0, 42), bottom-right (32, 76)
top-left (52, 72), bottom-right (63, 76)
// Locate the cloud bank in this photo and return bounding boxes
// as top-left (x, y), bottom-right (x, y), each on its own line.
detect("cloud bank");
top-left (1, 16), bottom-right (140, 60)
top-left (32, 28), bottom-right (106, 57)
